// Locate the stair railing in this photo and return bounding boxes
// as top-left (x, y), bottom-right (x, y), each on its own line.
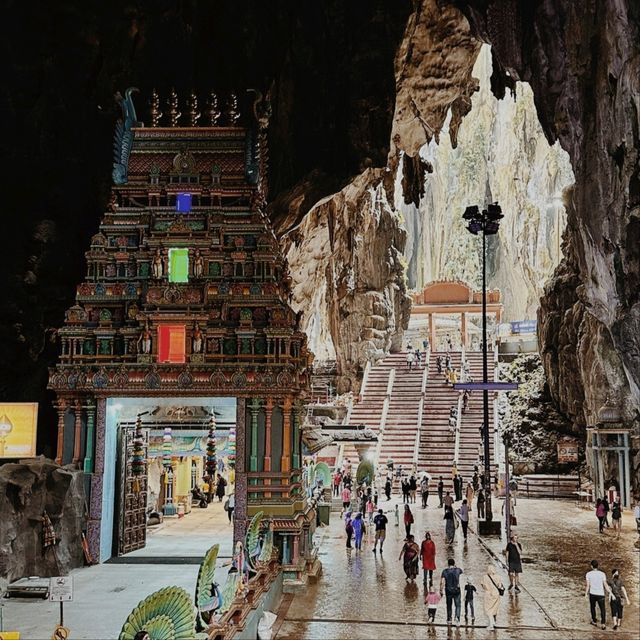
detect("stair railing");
top-left (374, 367), bottom-right (395, 465)
top-left (454, 390), bottom-right (463, 466)
top-left (413, 364), bottom-right (429, 470)
top-left (359, 359), bottom-right (372, 403)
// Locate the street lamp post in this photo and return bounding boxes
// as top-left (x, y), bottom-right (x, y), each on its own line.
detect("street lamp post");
top-left (462, 203), bottom-right (503, 532)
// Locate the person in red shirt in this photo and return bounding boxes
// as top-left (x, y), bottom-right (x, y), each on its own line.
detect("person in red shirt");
top-left (333, 470), bottom-right (342, 497)
top-left (420, 531), bottom-right (437, 587)
top-left (404, 504), bottom-right (414, 538)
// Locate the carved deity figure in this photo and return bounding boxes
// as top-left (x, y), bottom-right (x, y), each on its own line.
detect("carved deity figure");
top-left (192, 324), bottom-right (203, 354)
top-left (151, 248), bottom-right (163, 279)
top-left (138, 321), bottom-right (152, 354)
top-left (193, 249), bottom-right (204, 279)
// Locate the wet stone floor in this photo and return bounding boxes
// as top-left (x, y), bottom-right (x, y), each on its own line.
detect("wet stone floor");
top-left (275, 496), bottom-right (639, 639)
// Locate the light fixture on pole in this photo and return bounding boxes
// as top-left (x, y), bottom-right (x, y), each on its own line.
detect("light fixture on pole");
top-left (462, 202), bottom-right (503, 535)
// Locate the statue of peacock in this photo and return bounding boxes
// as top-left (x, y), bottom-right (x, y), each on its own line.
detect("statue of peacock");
top-left (245, 511), bottom-right (264, 571)
top-left (118, 585), bottom-right (207, 639)
top-left (194, 544), bottom-right (222, 632)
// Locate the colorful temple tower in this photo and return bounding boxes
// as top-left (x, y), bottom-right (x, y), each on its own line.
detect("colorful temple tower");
top-left (48, 88), bottom-right (317, 584)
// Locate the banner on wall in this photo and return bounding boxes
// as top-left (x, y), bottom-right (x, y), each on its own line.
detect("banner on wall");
top-left (0, 403), bottom-right (38, 458)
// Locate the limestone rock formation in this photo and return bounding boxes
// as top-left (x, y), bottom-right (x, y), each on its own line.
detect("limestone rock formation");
top-left (285, 170), bottom-right (411, 393)
top-left (499, 355), bottom-right (577, 474)
top-left (0, 457), bottom-right (85, 583)
top-left (401, 45), bottom-right (574, 321)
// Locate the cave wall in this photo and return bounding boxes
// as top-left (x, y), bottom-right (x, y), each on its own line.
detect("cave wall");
top-left (452, 1), bottom-right (640, 481)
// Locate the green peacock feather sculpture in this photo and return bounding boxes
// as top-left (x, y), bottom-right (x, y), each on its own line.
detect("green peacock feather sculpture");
top-left (245, 511), bottom-right (264, 571)
top-left (194, 544), bottom-right (221, 631)
top-left (217, 571), bottom-right (240, 615)
top-left (257, 519), bottom-right (274, 565)
top-left (118, 585), bottom-right (207, 640)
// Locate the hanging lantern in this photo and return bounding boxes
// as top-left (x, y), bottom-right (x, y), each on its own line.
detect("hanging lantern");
top-left (228, 423), bottom-right (236, 469)
top-left (206, 415), bottom-right (217, 478)
top-left (162, 426), bottom-right (173, 468)
top-left (131, 416), bottom-right (146, 492)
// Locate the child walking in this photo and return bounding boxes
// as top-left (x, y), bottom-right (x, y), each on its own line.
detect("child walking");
top-left (464, 577), bottom-right (477, 624)
top-left (366, 497), bottom-right (375, 523)
top-left (425, 585), bottom-right (441, 623)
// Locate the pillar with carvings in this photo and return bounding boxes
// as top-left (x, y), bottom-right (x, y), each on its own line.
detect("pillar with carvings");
top-left (55, 399), bottom-right (67, 465)
top-left (83, 398), bottom-right (96, 473)
top-left (72, 400), bottom-right (84, 466)
top-left (280, 396), bottom-right (293, 473)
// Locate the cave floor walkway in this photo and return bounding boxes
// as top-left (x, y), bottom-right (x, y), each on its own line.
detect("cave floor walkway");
top-left (274, 496), bottom-right (639, 639)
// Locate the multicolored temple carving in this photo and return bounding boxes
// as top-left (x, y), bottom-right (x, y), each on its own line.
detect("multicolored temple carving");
top-left (48, 88), bottom-right (318, 584)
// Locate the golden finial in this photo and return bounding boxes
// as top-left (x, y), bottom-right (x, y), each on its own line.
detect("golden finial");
top-left (226, 92), bottom-right (240, 125)
top-left (205, 90), bottom-right (221, 126)
top-left (166, 88), bottom-right (181, 127)
top-left (150, 89), bottom-right (162, 127)
top-left (187, 91), bottom-right (200, 126)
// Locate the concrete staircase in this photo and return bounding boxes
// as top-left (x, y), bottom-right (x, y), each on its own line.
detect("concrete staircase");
top-left (379, 353), bottom-right (424, 469)
top-left (417, 351), bottom-right (495, 492)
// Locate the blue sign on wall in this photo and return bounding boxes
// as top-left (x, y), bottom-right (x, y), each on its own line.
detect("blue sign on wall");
top-left (176, 192), bottom-right (192, 212)
top-left (510, 320), bottom-right (537, 334)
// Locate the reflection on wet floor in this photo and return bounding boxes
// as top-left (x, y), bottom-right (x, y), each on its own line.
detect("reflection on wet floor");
top-left (276, 497), bottom-right (639, 639)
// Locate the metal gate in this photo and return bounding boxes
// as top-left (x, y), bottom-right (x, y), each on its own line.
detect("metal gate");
top-left (115, 426), bottom-right (149, 556)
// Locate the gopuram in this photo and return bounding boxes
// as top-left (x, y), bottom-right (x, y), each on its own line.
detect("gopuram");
top-left (47, 87), bottom-right (318, 585)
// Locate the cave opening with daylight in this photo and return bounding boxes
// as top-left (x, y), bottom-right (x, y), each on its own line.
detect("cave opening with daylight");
top-left (401, 44), bottom-right (574, 349)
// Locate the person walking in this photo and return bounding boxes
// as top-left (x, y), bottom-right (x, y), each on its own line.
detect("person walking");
top-left (420, 531), bottom-right (436, 586)
top-left (438, 477), bottom-right (444, 507)
top-left (372, 508), bottom-right (388, 554)
top-left (481, 564), bottom-right (504, 630)
top-left (226, 493), bottom-right (235, 523)
top-left (611, 500), bottom-right (622, 538)
top-left (215, 473), bottom-right (227, 502)
top-left (465, 482), bottom-right (474, 509)
top-left (585, 559), bottom-right (611, 629)
top-left (436, 355), bottom-right (443, 375)
top-left (609, 568), bottom-right (630, 630)
top-left (440, 558), bottom-right (463, 627)
top-left (595, 498), bottom-right (606, 533)
top-left (344, 512), bottom-right (353, 549)
top-left (425, 585), bottom-right (441, 624)
top-left (409, 475), bottom-right (417, 504)
top-left (332, 470), bottom-right (342, 497)
top-left (384, 477), bottom-right (392, 501)
top-left (366, 497), bottom-right (375, 523)
top-left (406, 350), bottom-right (414, 370)
top-left (404, 504), bottom-right (414, 539)
top-left (477, 488), bottom-right (486, 519)
top-left (464, 577), bottom-right (477, 625)
top-left (420, 475), bottom-right (430, 508)
top-left (472, 469), bottom-right (479, 492)
top-left (443, 491), bottom-right (454, 509)
top-left (444, 504), bottom-right (456, 544)
top-left (454, 474), bottom-right (463, 502)
top-left (399, 534), bottom-right (420, 581)
top-left (504, 534), bottom-right (523, 592)
top-left (602, 496), bottom-right (611, 528)
top-left (341, 485), bottom-right (352, 515)
top-left (352, 512), bottom-right (365, 551)
top-left (401, 478), bottom-right (410, 504)
top-left (458, 499), bottom-right (470, 541)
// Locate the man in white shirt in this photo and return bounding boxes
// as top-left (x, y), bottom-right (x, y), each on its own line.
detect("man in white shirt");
top-left (585, 559), bottom-right (611, 629)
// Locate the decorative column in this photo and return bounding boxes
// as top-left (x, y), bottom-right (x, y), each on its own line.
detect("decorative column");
top-left (292, 401), bottom-right (304, 469)
top-left (72, 400), bottom-right (84, 466)
top-left (292, 533), bottom-right (300, 564)
top-left (264, 397), bottom-right (274, 498)
top-left (461, 312), bottom-right (467, 348)
top-left (281, 396), bottom-right (293, 474)
top-left (55, 399), bottom-right (67, 465)
top-left (429, 312), bottom-right (436, 349)
top-left (83, 398), bottom-right (96, 473)
top-left (247, 398), bottom-right (261, 472)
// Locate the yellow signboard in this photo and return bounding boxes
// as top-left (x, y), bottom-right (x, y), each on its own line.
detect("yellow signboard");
top-left (0, 402), bottom-right (38, 458)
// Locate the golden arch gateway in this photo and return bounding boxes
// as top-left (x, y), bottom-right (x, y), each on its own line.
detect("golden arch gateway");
top-left (48, 89), bottom-right (317, 582)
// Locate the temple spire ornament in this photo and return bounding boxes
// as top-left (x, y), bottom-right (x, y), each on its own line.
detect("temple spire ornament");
top-left (205, 91), bottom-right (221, 126)
top-left (186, 91), bottom-right (201, 127)
top-left (149, 89), bottom-right (163, 127)
top-left (226, 92), bottom-right (240, 125)
top-left (167, 88), bottom-right (181, 127)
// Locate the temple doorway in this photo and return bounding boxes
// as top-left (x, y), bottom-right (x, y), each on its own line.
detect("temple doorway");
top-left (102, 397), bottom-right (237, 562)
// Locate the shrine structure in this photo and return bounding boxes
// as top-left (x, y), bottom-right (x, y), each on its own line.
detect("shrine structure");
top-left (48, 88), bottom-right (318, 585)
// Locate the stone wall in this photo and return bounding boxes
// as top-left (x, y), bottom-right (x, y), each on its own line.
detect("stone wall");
top-left (0, 457), bottom-right (85, 583)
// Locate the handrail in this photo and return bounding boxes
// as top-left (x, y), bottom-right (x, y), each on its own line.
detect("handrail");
top-left (359, 360), bottom-right (372, 402)
top-left (413, 364), bottom-right (429, 469)
top-left (375, 367), bottom-right (395, 465)
top-left (454, 391), bottom-right (463, 466)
